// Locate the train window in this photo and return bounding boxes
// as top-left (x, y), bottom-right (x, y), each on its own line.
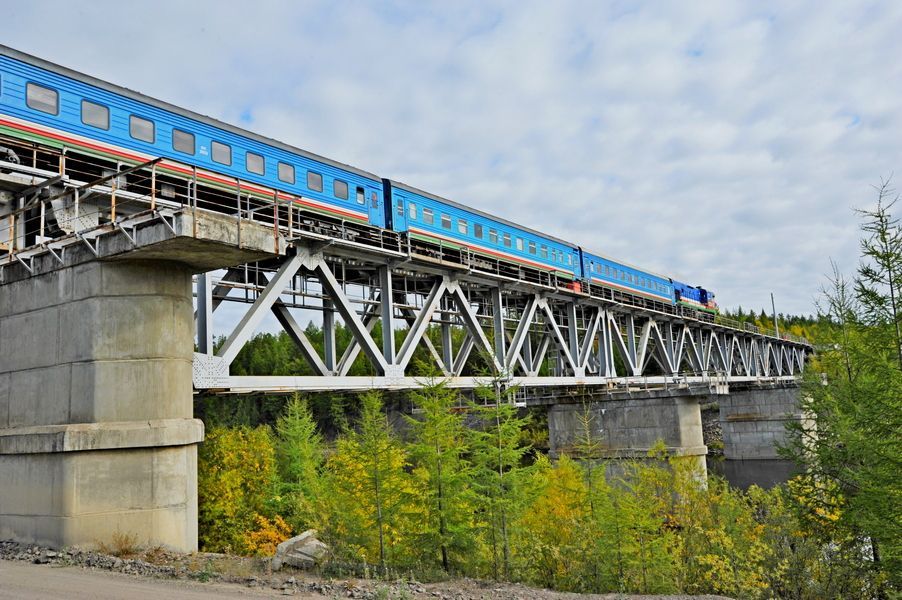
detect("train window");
top-left (247, 152), bottom-right (265, 175)
top-left (489, 229), bottom-right (498, 244)
top-left (26, 83), bottom-right (58, 115)
top-left (356, 186), bottom-right (365, 205)
top-left (333, 179), bottom-right (348, 199)
top-left (503, 233), bottom-right (511, 248)
top-left (172, 129), bottom-right (195, 154)
top-left (423, 207), bottom-right (434, 224)
top-left (307, 171), bottom-right (324, 191)
top-left (81, 100), bottom-right (109, 130)
top-left (408, 202), bottom-right (417, 220)
top-left (540, 245), bottom-right (548, 259)
top-left (129, 115), bottom-right (155, 143)
top-left (441, 214), bottom-right (451, 229)
top-left (474, 223), bottom-right (483, 238)
top-left (528, 241), bottom-right (536, 255)
top-left (279, 162), bottom-right (296, 184)
top-left (396, 201), bottom-right (404, 217)
top-left (516, 238), bottom-right (524, 251)
top-left (212, 141), bottom-right (231, 165)
top-left (458, 218), bottom-right (468, 234)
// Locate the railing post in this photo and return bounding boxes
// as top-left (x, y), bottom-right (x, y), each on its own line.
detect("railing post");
top-left (110, 177), bottom-right (117, 221)
top-left (39, 198), bottom-right (45, 243)
top-left (150, 163), bottom-right (156, 210)
top-left (272, 190), bottom-right (279, 252)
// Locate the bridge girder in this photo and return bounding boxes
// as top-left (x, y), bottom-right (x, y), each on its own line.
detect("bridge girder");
top-left (193, 244), bottom-right (808, 394)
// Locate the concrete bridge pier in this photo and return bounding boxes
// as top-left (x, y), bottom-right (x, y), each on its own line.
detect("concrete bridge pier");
top-left (715, 385), bottom-right (804, 487)
top-left (0, 259), bottom-right (203, 551)
top-left (718, 386), bottom-right (803, 460)
top-left (547, 391), bottom-right (708, 476)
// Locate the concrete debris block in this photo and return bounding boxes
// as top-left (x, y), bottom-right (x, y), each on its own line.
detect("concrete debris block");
top-left (271, 530), bottom-right (329, 571)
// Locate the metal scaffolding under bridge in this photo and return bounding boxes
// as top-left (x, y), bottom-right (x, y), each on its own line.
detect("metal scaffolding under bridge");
top-left (0, 133), bottom-right (810, 397)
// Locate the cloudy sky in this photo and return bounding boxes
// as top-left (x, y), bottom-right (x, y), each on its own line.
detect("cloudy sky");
top-left (7, 1), bottom-right (902, 315)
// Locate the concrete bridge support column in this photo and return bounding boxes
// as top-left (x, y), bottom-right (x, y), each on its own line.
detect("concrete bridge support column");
top-left (0, 260), bottom-right (203, 552)
top-left (719, 387), bottom-right (802, 460)
top-left (547, 393), bottom-right (708, 476)
top-left (713, 386), bottom-right (805, 487)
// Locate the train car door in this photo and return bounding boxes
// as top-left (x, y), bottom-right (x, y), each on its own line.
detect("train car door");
top-left (366, 185), bottom-right (384, 227)
top-left (392, 192), bottom-right (408, 231)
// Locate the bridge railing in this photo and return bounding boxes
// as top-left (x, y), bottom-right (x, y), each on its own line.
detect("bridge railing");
top-left (0, 134), bottom-right (811, 348)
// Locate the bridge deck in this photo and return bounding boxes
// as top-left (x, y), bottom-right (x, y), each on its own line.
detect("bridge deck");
top-left (1, 138), bottom-right (809, 395)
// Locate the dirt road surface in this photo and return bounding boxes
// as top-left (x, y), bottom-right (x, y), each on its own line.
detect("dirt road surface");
top-left (0, 560), bottom-right (293, 599)
top-left (1, 556), bottom-right (736, 600)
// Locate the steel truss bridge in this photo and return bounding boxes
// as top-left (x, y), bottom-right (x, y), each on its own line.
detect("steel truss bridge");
top-left (0, 134), bottom-right (810, 395)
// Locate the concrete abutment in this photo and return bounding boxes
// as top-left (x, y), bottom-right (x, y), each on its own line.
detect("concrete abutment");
top-left (0, 260), bottom-right (203, 552)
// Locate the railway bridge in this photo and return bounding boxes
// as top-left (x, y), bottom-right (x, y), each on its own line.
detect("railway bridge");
top-left (0, 141), bottom-right (810, 552)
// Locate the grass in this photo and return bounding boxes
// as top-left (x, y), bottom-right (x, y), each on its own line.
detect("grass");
top-left (96, 531), bottom-right (139, 558)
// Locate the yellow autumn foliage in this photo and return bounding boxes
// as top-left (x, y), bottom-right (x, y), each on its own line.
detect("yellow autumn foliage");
top-left (243, 514), bottom-right (293, 556)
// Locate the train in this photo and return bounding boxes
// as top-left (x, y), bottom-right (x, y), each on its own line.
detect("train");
top-left (0, 44), bottom-right (718, 314)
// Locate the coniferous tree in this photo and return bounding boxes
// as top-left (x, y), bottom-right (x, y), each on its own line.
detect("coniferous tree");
top-left (326, 390), bottom-right (415, 569)
top-left (784, 183), bottom-right (902, 593)
top-left (469, 379), bottom-right (532, 580)
top-left (406, 378), bottom-right (476, 573)
top-left (274, 394), bottom-right (324, 532)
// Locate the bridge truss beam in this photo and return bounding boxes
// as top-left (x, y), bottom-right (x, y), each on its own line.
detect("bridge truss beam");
top-left (192, 242), bottom-right (808, 393)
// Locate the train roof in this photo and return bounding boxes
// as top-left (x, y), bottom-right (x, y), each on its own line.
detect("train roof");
top-left (0, 45), bottom-right (383, 182)
top-left (387, 179), bottom-right (578, 249)
top-left (580, 246), bottom-right (672, 282)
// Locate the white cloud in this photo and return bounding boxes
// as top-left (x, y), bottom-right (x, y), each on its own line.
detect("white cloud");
top-left (7, 0), bottom-right (902, 317)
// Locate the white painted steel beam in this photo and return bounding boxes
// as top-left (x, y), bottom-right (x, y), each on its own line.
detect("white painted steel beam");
top-left (217, 253), bottom-right (303, 366)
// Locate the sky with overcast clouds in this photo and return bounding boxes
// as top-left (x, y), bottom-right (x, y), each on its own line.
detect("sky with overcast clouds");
top-left (6, 1), bottom-right (902, 317)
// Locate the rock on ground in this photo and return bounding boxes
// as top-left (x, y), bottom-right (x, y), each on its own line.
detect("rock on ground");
top-left (271, 530), bottom-right (329, 571)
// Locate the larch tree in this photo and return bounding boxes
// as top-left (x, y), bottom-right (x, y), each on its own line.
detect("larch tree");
top-left (274, 394), bottom-right (325, 532)
top-left (406, 378), bottom-right (477, 574)
top-left (468, 378), bottom-right (533, 580)
top-left (785, 181), bottom-right (902, 594)
top-left (326, 390), bottom-right (415, 570)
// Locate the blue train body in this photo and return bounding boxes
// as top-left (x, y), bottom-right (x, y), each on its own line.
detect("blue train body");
top-left (0, 45), bottom-right (719, 314)
top-left (581, 250), bottom-right (674, 304)
top-left (0, 48), bottom-right (385, 227)
top-left (385, 180), bottom-right (581, 279)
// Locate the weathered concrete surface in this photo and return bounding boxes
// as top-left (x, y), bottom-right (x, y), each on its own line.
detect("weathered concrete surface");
top-left (0, 260), bottom-right (203, 551)
top-left (0, 208), bottom-right (284, 288)
top-left (719, 386), bottom-right (802, 460)
top-left (548, 393), bottom-right (708, 475)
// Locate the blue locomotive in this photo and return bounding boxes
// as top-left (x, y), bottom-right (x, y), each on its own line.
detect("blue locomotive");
top-left (0, 45), bottom-right (718, 314)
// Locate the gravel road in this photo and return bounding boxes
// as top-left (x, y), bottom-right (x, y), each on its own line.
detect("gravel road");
top-left (1, 541), bottom-right (735, 600)
top-left (0, 560), bottom-right (292, 599)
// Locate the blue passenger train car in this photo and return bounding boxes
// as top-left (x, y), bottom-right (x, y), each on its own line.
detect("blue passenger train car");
top-left (0, 45), bottom-right (386, 227)
top-left (0, 44), bottom-right (721, 315)
top-left (385, 180), bottom-right (582, 279)
top-left (581, 249), bottom-right (674, 304)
